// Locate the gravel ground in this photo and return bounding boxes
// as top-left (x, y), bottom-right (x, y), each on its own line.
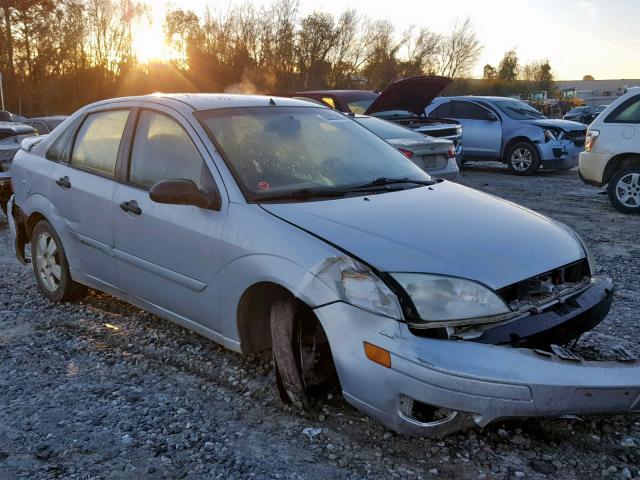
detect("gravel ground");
top-left (1, 162), bottom-right (639, 480)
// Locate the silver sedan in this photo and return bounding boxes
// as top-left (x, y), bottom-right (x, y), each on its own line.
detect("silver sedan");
top-left (353, 115), bottom-right (459, 180)
top-left (8, 94), bottom-right (639, 437)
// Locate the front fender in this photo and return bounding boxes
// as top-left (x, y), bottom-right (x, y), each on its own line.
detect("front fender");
top-left (501, 125), bottom-right (545, 157)
top-left (215, 253), bottom-right (344, 349)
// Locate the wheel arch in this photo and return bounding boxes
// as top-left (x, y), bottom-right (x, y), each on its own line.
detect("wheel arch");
top-left (602, 153), bottom-right (640, 184)
top-left (502, 136), bottom-right (538, 162)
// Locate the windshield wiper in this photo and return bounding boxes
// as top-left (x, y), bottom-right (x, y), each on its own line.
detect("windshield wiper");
top-left (255, 187), bottom-right (349, 202)
top-left (343, 177), bottom-right (436, 191)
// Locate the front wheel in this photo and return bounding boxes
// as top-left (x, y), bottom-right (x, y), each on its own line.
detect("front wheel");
top-left (506, 142), bottom-right (541, 176)
top-left (608, 165), bottom-right (640, 214)
top-left (31, 220), bottom-right (88, 302)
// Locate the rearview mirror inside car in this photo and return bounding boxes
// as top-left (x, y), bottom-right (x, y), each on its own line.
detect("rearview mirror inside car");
top-left (149, 179), bottom-right (221, 211)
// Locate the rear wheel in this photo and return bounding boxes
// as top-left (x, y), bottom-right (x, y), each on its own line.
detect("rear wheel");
top-left (31, 220), bottom-right (88, 302)
top-left (506, 141), bottom-right (541, 175)
top-left (608, 165), bottom-right (640, 214)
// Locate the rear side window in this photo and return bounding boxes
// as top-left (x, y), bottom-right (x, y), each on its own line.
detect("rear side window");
top-left (430, 102), bottom-right (453, 118)
top-left (71, 110), bottom-right (129, 175)
top-left (128, 110), bottom-right (210, 189)
top-left (605, 95), bottom-right (640, 124)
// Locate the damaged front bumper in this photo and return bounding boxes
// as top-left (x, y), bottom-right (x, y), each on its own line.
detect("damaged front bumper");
top-left (315, 278), bottom-right (639, 437)
top-left (538, 139), bottom-right (583, 170)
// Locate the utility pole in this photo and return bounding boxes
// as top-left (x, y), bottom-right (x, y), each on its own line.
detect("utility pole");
top-left (0, 71), bottom-right (4, 111)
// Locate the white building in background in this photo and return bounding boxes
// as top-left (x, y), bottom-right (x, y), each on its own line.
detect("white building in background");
top-left (555, 79), bottom-right (640, 106)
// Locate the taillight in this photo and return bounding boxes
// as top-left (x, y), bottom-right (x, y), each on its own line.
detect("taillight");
top-left (398, 148), bottom-right (414, 159)
top-left (585, 129), bottom-right (600, 152)
top-left (447, 144), bottom-right (456, 159)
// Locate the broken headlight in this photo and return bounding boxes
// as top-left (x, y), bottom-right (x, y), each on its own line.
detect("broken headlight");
top-left (543, 128), bottom-right (564, 142)
top-left (391, 274), bottom-right (510, 323)
top-left (315, 257), bottom-right (403, 319)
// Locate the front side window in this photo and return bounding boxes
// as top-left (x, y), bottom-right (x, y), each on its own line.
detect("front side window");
top-left (71, 110), bottom-right (129, 175)
top-left (605, 95), bottom-right (640, 124)
top-left (129, 110), bottom-right (211, 189)
top-left (452, 101), bottom-right (494, 120)
top-left (197, 106), bottom-right (429, 198)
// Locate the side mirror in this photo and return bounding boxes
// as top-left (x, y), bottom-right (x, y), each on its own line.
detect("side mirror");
top-left (149, 179), bottom-right (221, 211)
top-left (486, 113), bottom-right (499, 122)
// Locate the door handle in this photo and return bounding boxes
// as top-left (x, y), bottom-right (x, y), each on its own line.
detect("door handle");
top-left (55, 176), bottom-right (71, 188)
top-left (119, 200), bottom-right (142, 215)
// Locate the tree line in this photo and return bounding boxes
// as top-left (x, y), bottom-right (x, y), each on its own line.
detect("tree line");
top-left (1, 0), bottom-right (487, 115)
top-left (1, 1), bottom-right (555, 117)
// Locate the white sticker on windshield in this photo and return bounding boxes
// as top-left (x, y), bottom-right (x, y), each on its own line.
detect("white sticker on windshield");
top-left (317, 111), bottom-right (348, 123)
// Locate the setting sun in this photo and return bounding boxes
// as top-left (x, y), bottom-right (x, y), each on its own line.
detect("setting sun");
top-left (132, 20), bottom-right (167, 63)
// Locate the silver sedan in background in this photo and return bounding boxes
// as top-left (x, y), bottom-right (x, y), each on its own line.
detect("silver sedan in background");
top-left (354, 115), bottom-right (459, 180)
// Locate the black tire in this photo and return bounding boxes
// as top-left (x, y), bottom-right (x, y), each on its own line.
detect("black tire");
top-left (0, 202), bottom-right (6, 217)
top-left (607, 165), bottom-right (640, 214)
top-left (30, 220), bottom-right (88, 302)
top-left (506, 141), bottom-right (541, 176)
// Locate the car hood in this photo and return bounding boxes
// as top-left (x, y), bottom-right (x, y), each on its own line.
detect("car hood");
top-left (364, 76), bottom-right (453, 116)
top-left (524, 118), bottom-right (586, 132)
top-left (261, 182), bottom-right (585, 290)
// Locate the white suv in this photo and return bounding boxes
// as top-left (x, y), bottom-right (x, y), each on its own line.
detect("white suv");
top-left (579, 87), bottom-right (640, 213)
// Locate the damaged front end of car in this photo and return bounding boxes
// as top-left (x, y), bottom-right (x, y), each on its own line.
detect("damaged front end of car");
top-left (308, 254), bottom-right (639, 438)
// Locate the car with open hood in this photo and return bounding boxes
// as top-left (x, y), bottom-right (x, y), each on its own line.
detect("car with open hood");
top-left (291, 76), bottom-right (464, 163)
top-left (7, 94), bottom-right (639, 437)
top-left (426, 96), bottom-right (588, 175)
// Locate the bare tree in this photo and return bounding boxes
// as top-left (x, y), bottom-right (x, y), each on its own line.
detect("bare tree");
top-left (436, 17), bottom-right (482, 78)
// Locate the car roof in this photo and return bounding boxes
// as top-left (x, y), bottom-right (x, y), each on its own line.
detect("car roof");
top-left (434, 96), bottom-right (524, 103)
top-left (87, 93), bottom-right (319, 112)
top-left (0, 121), bottom-right (37, 135)
top-left (26, 115), bottom-right (68, 122)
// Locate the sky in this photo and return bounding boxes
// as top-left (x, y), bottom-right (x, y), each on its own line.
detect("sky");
top-left (154, 0), bottom-right (640, 80)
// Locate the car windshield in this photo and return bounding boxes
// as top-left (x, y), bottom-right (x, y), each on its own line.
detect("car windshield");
top-left (494, 100), bottom-right (546, 120)
top-left (356, 116), bottom-right (426, 141)
top-left (347, 99), bottom-right (374, 114)
top-left (197, 106), bottom-right (430, 200)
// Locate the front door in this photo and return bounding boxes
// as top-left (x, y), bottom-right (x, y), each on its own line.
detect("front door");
top-left (451, 101), bottom-right (502, 158)
top-left (112, 108), bottom-right (228, 333)
top-left (48, 109), bottom-right (131, 288)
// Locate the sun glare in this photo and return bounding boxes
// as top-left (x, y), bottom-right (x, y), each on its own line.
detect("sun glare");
top-left (132, 21), bottom-right (167, 63)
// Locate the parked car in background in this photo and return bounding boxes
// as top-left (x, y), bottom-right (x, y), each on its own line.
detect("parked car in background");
top-left (426, 96), bottom-right (587, 175)
top-left (290, 76), bottom-right (464, 164)
top-left (353, 115), bottom-right (459, 180)
top-left (9, 93), bottom-right (638, 437)
top-left (22, 115), bottom-right (68, 134)
top-left (0, 121), bottom-right (37, 214)
top-left (579, 88), bottom-right (640, 213)
top-left (563, 105), bottom-right (608, 125)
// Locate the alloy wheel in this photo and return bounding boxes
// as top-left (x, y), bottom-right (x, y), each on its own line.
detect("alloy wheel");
top-left (615, 172), bottom-right (640, 208)
top-left (511, 148), bottom-right (533, 172)
top-left (35, 231), bottom-right (62, 292)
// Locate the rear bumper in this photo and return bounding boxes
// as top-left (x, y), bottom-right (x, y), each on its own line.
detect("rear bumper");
top-left (579, 151), bottom-right (610, 186)
top-left (315, 277), bottom-right (640, 437)
top-left (428, 158), bottom-right (460, 181)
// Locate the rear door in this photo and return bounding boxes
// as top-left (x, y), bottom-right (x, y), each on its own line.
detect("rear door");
top-left (48, 108), bottom-right (131, 288)
top-left (450, 101), bottom-right (502, 157)
top-left (601, 94), bottom-right (640, 151)
top-left (112, 106), bottom-right (228, 332)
